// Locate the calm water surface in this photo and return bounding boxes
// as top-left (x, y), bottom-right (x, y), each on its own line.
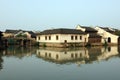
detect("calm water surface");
top-left (0, 46), bottom-right (120, 80)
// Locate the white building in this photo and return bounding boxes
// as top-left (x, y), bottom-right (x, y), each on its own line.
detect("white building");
top-left (95, 27), bottom-right (119, 45)
top-left (76, 25), bottom-right (102, 45)
top-left (36, 28), bottom-right (89, 47)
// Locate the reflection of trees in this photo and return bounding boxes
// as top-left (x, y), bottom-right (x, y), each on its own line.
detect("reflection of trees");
top-left (2, 46), bottom-right (36, 59)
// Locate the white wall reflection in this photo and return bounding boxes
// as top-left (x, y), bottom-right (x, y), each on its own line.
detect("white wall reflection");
top-left (97, 46), bottom-right (119, 61)
top-left (36, 46), bottom-right (120, 65)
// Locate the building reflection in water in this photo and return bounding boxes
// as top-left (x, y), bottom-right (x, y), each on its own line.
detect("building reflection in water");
top-left (36, 46), bottom-right (120, 65)
top-left (37, 47), bottom-right (89, 64)
top-left (0, 46), bottom-right (37, 71)
top-left (1, 46), bottom-right (36, 59)
top-left (0, 46), bottom-right (120, 71)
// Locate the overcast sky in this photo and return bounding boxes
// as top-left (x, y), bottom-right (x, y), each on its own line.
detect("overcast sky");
top-left (0, 0), bottom-right (120, 31)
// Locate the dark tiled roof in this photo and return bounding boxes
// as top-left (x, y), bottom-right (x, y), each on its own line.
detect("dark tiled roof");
top-left (18, 30), bottom-right (36, 38)
top-left (5, 29), bottom-right (20, 34)
top-left (27, 31), bottom-right (36, 38)
top-left (100, 27), bottom-right (115, 33)
top-left (5, 29), bottom-right (36, 38)
top-left (81, 26), bottom-right (98, 32)
top-left (89, 33), bottom-right (102, 38)
top-left (40, 28), bottom-right (86, 35)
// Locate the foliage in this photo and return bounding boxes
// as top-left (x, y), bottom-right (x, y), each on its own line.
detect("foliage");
top-left (16, 33), bottom-right (27, 38)
top-left (103, 40), bottom-right (108, 46)
top-left (0, 31), bottom-right (3, 40)
top-left (8, 38), bottom-right (16, 45)
top-left (85, 43), bottom-right (91, 47)
top-left (43, 43), bottom-right (46, 47)
top-left (34, 42), bottom-right (39, 46)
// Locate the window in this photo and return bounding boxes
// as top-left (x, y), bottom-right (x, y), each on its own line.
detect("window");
top-left (38, 52), bottom-right (40, 56)
top-left (38, 36), bottom-right (40, 40)
top-left (108, 37), bottom-right (111, 43)
top-left (45, 36), bottom-right (47, 40)
top-left (85, 38), bottom-right (87, 42)
top-left (75, 36), bottom-right (77, 40)
top-left (80, 53), bottom-right (82, 57)
top-left (71, 36), bottom-right (74, 40)
top-left (49, 53), bottom-right (51, 57)
top-left (56, 54), bottom-right (59, 59)
top-left (45, 52), bottom-right (47, 57)
top-left (108, 47), bottom-right (111, 52)
top-left (64, 40), bottom-right (67, 43)
top-left (71, 53), bottom-right (74, 58)
top-left (75, 53), bottom-right (78, 58)
top-left (80, 36), bottom-right (82, 40)
top-left (56, 35), bottom-right (59, 40)
top-left (49, 36), bottom-right (51, 40)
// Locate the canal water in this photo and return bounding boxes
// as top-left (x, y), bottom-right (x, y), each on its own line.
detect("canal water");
top-left (0, 46), bottom-right (120, 80)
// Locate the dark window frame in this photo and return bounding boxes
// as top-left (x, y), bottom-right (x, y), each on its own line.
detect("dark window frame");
top-left (56, 35), bottom-right (59, 40)
top-left (80, 36), bottom-right (82, 40)
top-left (75, 36), bottom-right (78, 40)
top-left (71, 36), bottom-right (74, 40)
top-left (49, 36), bottom-right (51, 40)
top-left (45, 36), bottom-right (47, 40)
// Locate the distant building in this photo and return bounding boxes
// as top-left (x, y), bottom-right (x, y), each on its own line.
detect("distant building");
top-left (3, 29), bottom-right (36, 39)
top-left (76, 25), bottom-right (102, 45)
top-left (15, 30), bottom-right (36, 39)
top-left (36, 28), bottom-right (89, 47)
top-left (3, 29), bottom-right (19, 38)
top-left (95, 27), bottom-right (119, 45)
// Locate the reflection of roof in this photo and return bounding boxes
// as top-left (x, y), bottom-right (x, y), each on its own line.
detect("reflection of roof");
top-left (40, 28), bottom-right (86, 35)
top-left (81, 26), bottom-right (98, 32)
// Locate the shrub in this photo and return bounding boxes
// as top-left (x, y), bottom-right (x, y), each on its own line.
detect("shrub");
top-left (85, 43), bottom-right (91, 47)
top-left (103, 40), bottom-right (108, 46)
top-left (34, 42), bottom-right (39, 46)
top-left (43, 43), bottom-right (46, 47)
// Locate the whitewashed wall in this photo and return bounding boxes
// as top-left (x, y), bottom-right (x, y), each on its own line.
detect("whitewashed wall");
top-left (76, 25), bottom-right (86, 31)
top-left (98, 46), bottom-right (119, 60)
top-left (36, 34), bottom-right (89, 43)
top-left (95, 27), bottom-right (119, 43)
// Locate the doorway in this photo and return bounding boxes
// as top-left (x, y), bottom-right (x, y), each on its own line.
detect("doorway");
top-left (108, 37), bottom-right (111, 43)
